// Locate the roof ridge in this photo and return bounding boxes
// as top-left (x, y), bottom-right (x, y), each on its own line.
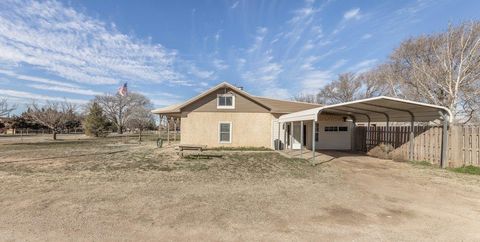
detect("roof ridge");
top-left (253, 95), bottom-right (323, 106)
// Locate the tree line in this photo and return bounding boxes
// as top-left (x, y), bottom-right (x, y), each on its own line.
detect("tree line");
top-left (0, 92), bottom-right (156, 141)
top-left (294, 21), bottom-right (480, 123)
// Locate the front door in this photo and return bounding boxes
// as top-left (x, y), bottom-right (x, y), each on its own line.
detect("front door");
top-left (292, 124), bottom-right (301, 149)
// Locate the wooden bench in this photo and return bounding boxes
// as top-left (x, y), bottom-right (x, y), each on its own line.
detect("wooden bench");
top-left (177, 144), bottom-right (207, 157)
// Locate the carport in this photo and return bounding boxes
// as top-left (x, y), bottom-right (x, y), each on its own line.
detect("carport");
top-left (277, 96), bottom-right (452, 168)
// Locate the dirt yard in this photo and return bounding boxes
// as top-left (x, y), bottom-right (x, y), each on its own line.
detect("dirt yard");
top-left (1, 135), bottom-right (480, 241)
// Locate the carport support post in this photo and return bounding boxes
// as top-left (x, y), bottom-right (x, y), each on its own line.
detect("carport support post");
top-left (409, 118), bottom-right (414, 161)
top-left (350, 116), bottom-right (356, 152)
top-left (440, 113), bottom-right (449, 168)
top-left (386, 116), bottom-right (390, 146)
top-left (300, 121), bottom-right (304, 157)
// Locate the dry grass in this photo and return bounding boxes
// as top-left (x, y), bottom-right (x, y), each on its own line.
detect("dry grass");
top-left (1, 135), bottom-right (480, 241)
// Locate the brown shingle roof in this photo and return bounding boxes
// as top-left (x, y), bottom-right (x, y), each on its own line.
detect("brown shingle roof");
top-left (252, 96), bottom-right (322, 113)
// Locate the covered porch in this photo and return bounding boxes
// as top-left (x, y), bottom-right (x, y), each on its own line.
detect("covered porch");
top-left (275, 96), bottom-right (452, 168)
top-left (151, 105), bottom-right (182, 144)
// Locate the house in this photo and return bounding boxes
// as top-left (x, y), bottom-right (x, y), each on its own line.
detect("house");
top-left (152, 81), bottom-right (454, 167)
top-left (153, 82), bottom-right (356, 149)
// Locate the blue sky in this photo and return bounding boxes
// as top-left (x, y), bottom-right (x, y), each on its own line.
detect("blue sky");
top-left (0, 0), bottom-right (479, 113)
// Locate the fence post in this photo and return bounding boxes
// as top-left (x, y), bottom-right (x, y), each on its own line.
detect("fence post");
top-left (409, 117), bottom-right (415, 161)
top-left (449, 125), bottom-right (463, 167)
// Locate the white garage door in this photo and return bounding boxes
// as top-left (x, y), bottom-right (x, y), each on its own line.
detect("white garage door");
top-left (316, 121), bottom-right (352, 150)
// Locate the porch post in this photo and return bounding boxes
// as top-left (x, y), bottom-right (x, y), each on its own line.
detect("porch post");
top-left (283, 123), bottom-right (287, 150)
top-left (290, 121), bottom-right (293, 150)
top-left (174, 118), bottom-right (177, 142)
top-left (277, 121), bottom-right (281, 150)
top-left (158, 114), bottom-right (161, 137)
top-left (312, 120), bottom-right (316, 162)
top-left (300, 120), bottom-right (304, 157)
top-left (167, 116), bottom-right (170, 144)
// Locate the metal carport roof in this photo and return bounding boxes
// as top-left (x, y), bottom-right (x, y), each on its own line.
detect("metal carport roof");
top-left (277, 96), bottom-right (452, 168)
top-left (278, 96), bottom-right (452, 123)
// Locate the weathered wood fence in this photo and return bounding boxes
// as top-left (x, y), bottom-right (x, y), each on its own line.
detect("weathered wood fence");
top-left (355, 125), bottom-right (480, 168)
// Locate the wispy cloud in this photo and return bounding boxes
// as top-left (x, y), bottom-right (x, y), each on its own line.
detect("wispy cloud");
top-left (301, 70), bottom-right (333, 91)
top-left (213, 58), bottom-right (229, 70)
top-left (230, 1), bottom-right (239, 9)
top-left (0, 69), bottom-right (79, 88)
top-left (28, 84), bottom-right (103, 96)
top-left (362, 33), bottom-right (373, 39)
top-left (0, 0), bottom-right (210, 87)
top-left (349, 59), bottom-right (378, 73)
top-left (343, 8), bottom-right (361, 20)
top-left (331, 59), bottom-right (348, 70)
top-left (0, 88), bottom-right (88, 104)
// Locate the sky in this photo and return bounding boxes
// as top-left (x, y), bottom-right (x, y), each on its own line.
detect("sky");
top-left (0, 0), bottom-right (479, 113)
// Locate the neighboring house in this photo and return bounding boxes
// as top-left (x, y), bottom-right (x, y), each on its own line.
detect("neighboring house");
top-left (152, 82), bottom-right (350, 149)
top-left (0, 117), bottom-right (14, 134)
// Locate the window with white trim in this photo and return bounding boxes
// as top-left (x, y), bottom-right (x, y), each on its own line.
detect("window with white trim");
top-left (217, 94), bottom-right (235, 109)
top-left (219, 122), bottom-right (232, 143)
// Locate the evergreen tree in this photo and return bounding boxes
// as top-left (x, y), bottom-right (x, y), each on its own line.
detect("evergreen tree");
top-left (84, 102), bottom-right (108, 137)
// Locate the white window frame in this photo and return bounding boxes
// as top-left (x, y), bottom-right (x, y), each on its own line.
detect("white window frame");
top-left (218, 121), bottom-right (232, 144)
top-left (217, 94), bottom-right (235, 109)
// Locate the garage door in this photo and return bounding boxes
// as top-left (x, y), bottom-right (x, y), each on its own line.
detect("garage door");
top-left (316, 121), bottom-right (352, 150)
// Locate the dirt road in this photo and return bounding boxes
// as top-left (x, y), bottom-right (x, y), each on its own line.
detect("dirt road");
top-left (0, 140), bottom-right (479, 241)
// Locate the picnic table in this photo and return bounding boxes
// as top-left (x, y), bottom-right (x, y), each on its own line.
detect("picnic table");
top-left (177, 144), bottom-right (207, 157)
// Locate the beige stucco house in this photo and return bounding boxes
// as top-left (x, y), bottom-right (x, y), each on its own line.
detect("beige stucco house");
top-left (152, 82), bottom-right (349, 150)
top-left (152, 81), bottom-right (453, 167)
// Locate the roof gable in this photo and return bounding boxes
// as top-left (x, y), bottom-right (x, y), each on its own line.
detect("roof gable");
top-left (151, 82), bottom-right (322, 114)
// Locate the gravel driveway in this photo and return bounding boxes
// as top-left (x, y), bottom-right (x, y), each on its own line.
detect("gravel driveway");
top-left (0, 139), bottom-right (479, 241)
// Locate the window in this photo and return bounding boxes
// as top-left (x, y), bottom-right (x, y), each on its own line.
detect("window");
top-left (338, 126), bottom-right (348, 132)
top-left (219, 122), bottom-right (232, 143)
top-left (325, 126), bottom-right (338, 132)
top-left (315, 123), bottom-right (319, 141)
top-left (217, 94), bottom-right (235, 109)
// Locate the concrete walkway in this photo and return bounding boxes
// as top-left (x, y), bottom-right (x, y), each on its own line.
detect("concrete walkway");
top-left (278, 149), bottom-right (367, 165)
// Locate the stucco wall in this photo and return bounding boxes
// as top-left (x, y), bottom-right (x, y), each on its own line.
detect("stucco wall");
top-left (182, 87), bottom-right (269, 113)
top-left (181, 112), bottom-right (275, 148)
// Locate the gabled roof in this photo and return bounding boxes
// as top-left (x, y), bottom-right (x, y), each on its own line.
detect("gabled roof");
top-left (151, 82), bottom-right (322, 114)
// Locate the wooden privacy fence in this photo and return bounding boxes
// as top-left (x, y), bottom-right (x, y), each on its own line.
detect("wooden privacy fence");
top-left (355, 125), bottom-right (480, 168)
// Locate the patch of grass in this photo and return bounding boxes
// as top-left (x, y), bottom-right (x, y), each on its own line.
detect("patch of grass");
top-left (184, 154), bottom-right (223, 159)
top-left (208, 146), bottom-right (272, 151)
top-left (410, 160), bottom-right (434, 167)
top-left (449, 165), bottom-right (480, 175)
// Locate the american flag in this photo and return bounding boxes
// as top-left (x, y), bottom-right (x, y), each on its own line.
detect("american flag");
top-left (118, 82), bottom-right (128, 96)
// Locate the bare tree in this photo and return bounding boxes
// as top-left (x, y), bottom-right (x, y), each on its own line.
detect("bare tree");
top-left (357, 64), bottom-right (403, 98)
top-left (126, 106), bottom-right (155, 142)
top-left (26, 101), bottom-right (78, 140)
top-left (315, 72), bottom-right (363, 104)
top-left (382, 21), bottom-right (480, 123)
top-left (0, 98), bottom-right (16, 117)
top-left (94, 93), bottom-right (152, 134)
top-left (292, 93), bottom-right (319, 104)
